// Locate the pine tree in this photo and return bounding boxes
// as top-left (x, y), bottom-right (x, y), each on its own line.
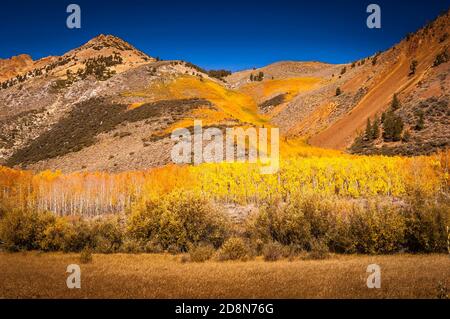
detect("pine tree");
top-left (415, 111), bottom-right (425, 131)
top-left (365, 119), bottom-right (372, 140)
top-left (391, 94), bottom-right (400, 111)
top-left (257, 71), bottom-right (264, 81)
top-left (382, 111), bottom-right (404, 142)
top-left (372, 117), bottom-right (380, 139)
top-left (393, 117), bottom-right (404, 141)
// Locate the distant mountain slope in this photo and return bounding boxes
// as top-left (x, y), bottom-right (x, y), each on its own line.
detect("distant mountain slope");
top-left (308, 10), bottom-right (449, 153)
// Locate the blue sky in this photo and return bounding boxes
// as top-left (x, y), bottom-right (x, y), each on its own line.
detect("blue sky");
top-left (0, 0), bottom-right (449, 71)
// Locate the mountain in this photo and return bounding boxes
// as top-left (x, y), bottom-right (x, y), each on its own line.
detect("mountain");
top-left (229, 11), bottom-right (449, 155)
top-left (0, 34), bottom-right (239, 172)
top-left (0, 10), bottom-right (448, 173)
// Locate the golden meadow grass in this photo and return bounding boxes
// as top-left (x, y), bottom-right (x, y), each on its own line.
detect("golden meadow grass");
top-left (0, 252), bottom-right (448, 299)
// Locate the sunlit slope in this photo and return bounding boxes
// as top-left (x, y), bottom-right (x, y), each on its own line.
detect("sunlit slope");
top-left (238, 77), bottom-right (321, 104)
top-left (123, 75), bottom-right (268, 129)
top-left (309, 11), bottom-right (450, 150)
top-left (309, 55), bottom-right (410, 149)
top-left (122, 75), bottom-right (336, 158)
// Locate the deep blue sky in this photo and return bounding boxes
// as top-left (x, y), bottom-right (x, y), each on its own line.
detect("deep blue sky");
top-left (1, 0), bottom-right (449, 71)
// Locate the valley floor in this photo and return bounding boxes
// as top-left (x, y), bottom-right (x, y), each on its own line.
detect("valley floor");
top-left (0, 253), bottom-right (448, 299)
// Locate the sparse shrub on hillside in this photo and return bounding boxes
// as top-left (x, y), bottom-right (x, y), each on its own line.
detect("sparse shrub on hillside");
top-left (250, 72), bottom-right (264, 82)
top-left (402, 129), bottom-right (411, 142)
top-left (340, 67), bottom-right (347, 75)
top-left (207, 69), bottom-right (232, 80)
top-left (0, 210), bottom-right (54, 252)
top-left (372, 52), bottom-right (381, 66)
top-left (182, 62), bottom-right (231, 80)
top-left (257, 71), bottom-right (264, 81)
top-left (335, 87), bottom-right (342, 96)
top-left (259, 94), bottom-right (286, 111)
top-left (217, 237), bottom-right (250, 261)
top-left (415, 111), bottom-right (425, 131)
top-left (433, 50), bottom-right (449, 67)
top-left (372, 57), bottom-right (378, 66)
top-left (409, 60), bottom-right (418, 76)
top-left (7, 98), bottom-right (209, 166)
top-left (127, 191), bottom-right (230, 252)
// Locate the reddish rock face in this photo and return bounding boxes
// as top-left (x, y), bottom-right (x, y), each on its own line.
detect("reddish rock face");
top-left (0, 54), bottom-right (34, 82)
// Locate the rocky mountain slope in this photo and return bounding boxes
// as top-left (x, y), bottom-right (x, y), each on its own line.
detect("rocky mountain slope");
top-left (0, 10), bottom-right (448, 172)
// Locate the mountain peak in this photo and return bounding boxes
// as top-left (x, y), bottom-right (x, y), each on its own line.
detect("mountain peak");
top-left (81, 34), bottom-right (139, 53)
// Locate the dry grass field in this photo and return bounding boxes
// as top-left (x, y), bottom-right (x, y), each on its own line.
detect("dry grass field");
top-left (0, 253), bottom-right (448, 299)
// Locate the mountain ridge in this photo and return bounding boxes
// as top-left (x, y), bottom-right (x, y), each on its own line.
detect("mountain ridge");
top-left (0, 10), bottom-right (448, 172)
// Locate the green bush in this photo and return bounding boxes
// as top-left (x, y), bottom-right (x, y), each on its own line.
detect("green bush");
top-left (218, 237), bottom-right (249, 261)
top-left (247, 200), bottom-right (312, 249)
top-left (403, 199), bottom-right (449, 253)
top-left (246, 196), bottom-right (411, 254)
top-left (0, 210), bottom-right (55, 251)
top-left (40, 218), bottom-right (76, 252)
top-left (189, 244), bottom-right (215, 262)
top-left (40, 216), bottom-right (124, 253)
top-left (91, 217), bottom-right (124, 253)
top-left (346, 204), bottom-right (406, 254)
top-left (127, 191), bottom-right (230, 251)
